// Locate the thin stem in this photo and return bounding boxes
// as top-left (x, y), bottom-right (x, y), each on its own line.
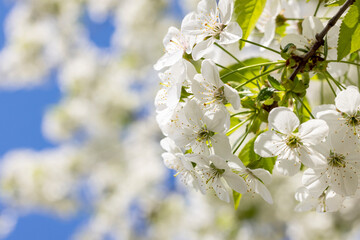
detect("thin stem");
top-left (221, 61), bottom-right (285, 79)
top-left (235, 65), bottom-right (284, 90)
top-left (314, 0), bottom-right (322, 17)
top-left (227, 117), bottom-right (251, 136)
top-left (326, 71), bottom-right (345, 90)
top-left (240, 39), bottom-right (281, 55)
top-left (214, 42), bottom-right (258, 78)
top-left (289, 0), bottom-right (355, 81)
top-left (232, 117), bottom-right (255, 154)
top-left (326, 60), bottom-right (360, 67)
top-left (285, 17), bottom-right (333, 21)
top-left (230, 111), bottom-right (255, 117)
top-left (214, 42), bottom-right (242, 64)
top-left (321, 79), bottom-right (324, 104)
top-left (356, 55), bottom-right (360, 90)
top-left (293, 94), bottom-right (315, 119)
top-left (213, 61), bottom-right (250, 81)
top-left (324, 73), bottom-right (337, 96)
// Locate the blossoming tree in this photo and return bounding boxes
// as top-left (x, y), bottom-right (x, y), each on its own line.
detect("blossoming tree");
top-left (155, 0), bottom-right (360, 212)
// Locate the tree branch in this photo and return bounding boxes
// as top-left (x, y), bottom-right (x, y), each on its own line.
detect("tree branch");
top-left (289, 0), bottom-right (355, 81)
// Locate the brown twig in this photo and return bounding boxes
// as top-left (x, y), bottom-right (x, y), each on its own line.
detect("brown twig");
top-left (289, 0), bottom-right (355, 81)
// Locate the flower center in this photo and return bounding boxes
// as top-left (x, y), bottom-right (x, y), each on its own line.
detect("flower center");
top-left (204, 21), bottom-right (226, 40)
top-left (210, 163), bottom-right (225, 176)
top-left (327, 150), bottom-right (346, 168)
top-left (197, 127), bottom-right (214, 142)
top-left (214, 86), bottom-right (227, 104)
top-left (345, 112), bottom-right (360, 127)
top-left (286, 135), bottom-right (302, 149)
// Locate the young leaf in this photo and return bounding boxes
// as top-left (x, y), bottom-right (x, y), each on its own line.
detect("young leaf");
top-left (233, 190), bottom-right (242, 210)
top-left (268, 75), bottom-right (285, 90)
top-left (234, 0), bottom-right (267, 48)
top-left (337, 0), bottom-right (360, 60)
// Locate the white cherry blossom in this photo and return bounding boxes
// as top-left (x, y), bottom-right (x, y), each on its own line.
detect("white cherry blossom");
top-left (193, 154), bottom-right (247, 203)
top-left (154, 27), bottom-right (194, 71)
top-left (254, 107), bottom-right (329, 176)
top-left (168, 100), bottom-right (232, 156)
top-left (302, 131), bottom-right (360, 196)
top-left (231, 161), bottom-right (273, 204)
top-left (160, 137), bottom-right (206, 192)
top-left (155, 61), bottom-right (197, 135)
top-left (182, 0), bottom-right (242, 60)
top-left (192, 59), bottom-right (240, 113)
top-left (315, 86), bottom-right (360, 140)
top-left (295, 187), bottom-right (344, 213)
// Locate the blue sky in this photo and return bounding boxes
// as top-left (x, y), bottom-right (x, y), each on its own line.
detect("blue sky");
top-left (0, 0), bottom-right (184, 238)
top-left (0, 1), bottom-right (114, 239)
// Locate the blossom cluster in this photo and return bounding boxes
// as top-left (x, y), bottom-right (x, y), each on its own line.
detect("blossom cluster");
top-left (155, 0), bottom-right (360, 212)
top-left (155, 0), bottom-right (272, 204)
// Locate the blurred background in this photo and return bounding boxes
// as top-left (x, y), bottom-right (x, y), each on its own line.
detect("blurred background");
top-left (0, 0), bottom-right (360, 239)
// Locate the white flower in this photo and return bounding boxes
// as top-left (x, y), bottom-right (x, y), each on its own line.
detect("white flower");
top-left (154, 27), bottom-right (194, 71)
top-left (231, 161), bottom-right (273, 204)
top-left (243, 168), bottom-right (273, 204)
top-left (169, 100), bottom-right (232, 156)
top-left (160, 137), bottom-right (206, 192)
top-left (315, 86), bottom-right (360, 140)
top-left (192, 59), bottom-right (240, 113)
top-left (254, 107), bottom-right (329, 176)
top-left (193, 154), bottom-right (247, 203)
top-left (295, 187), bottom-right (344, 213)
top-left (155, 61), bottom-right (196, 135)
top-left (256, 0), bottom-right (281, 47)
top-left (182, 0), bottom-right (242, 60)
top-left (302, 132), bottom-right (360, 196)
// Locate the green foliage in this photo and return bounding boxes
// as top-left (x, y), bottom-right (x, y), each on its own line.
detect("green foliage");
top-left (268, 75), bottom-right (285, 91)
top-left (233, 0), bottom-right (267, 48)
top-left (220, 57), bottom-right (271, 84)
top-left (238, 133), bottom-right (277, 173)
top-left (257, 88), bottom-right (276, 101)
top-left (233, 190), bottom-right (242, 210)
top-left (337, 0), bottom-right (360, 60)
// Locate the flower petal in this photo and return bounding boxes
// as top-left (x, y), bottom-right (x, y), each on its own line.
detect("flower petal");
top-left (224, 172), bottom-right (247, 194)
top-left (192, 38), bottom-right (214, 60)
top-left (330, 167), bottom-right (358, 196)
top-left (335, 86), bottom-right (360, 115)
top-left (219, 22), bottom-right (242, 45)
top-left (212, 134), bottom-right (232, 159)
top-left (302, 16), bottom-right (323, 40)
top-left (213, 178), bottom-right (230, 202)
top-left (251, 168), bottom-right (272, 184)
top-left (255, 181), bottom-right (273, 204)
top-left (298, 119), bottom-right (329, 145)
top-left (224, 84), bottom-right (240, 110)
top-left (254, 131), bottom-right (285, 157)
top-left (275, 159), bottom-right (301, 176)
top-left (218, 0), bottom-right (233, 24)
top-left (268, 107), bottom-right (299, 134)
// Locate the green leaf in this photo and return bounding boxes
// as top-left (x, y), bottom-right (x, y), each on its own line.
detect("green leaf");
top-left (337, 0), bottom-right (360, 60)
top-left (220, 57), bottom-right (270, 84)
top-left (325, 0), bottom-right (346, 6)
top-left (257, 87), bottom-right (275, 101)
top-left (268, 75), bottom-right (285, 90)
top-left (233, 191), bottom-right (242, 210)
top-left (234, 0), bottom-right (267, 48)
top-left (238, 133), bottom-right (277, 173)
